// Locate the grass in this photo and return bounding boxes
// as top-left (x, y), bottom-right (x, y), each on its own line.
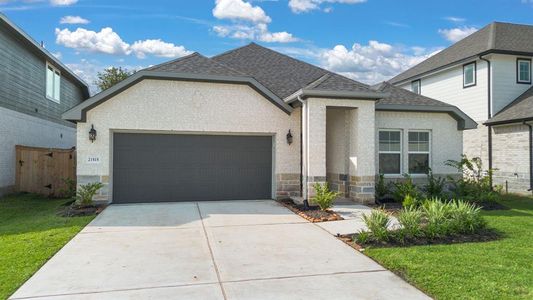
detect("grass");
top-left (0, 193), bottom-right (95, 299)
top-left (365, 194), bottom-right (533, 300)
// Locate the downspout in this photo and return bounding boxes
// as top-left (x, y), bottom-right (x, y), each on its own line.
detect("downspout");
top-left (479, 55), bottom-right (493, 188)
top-left (297, 95), bottom-right (310, 208)
top-left (525, 121), bottom-right (533, 193)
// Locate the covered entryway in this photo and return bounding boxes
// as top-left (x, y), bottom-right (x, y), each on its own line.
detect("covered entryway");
top-left (112, 133), bottom-right (273, 203)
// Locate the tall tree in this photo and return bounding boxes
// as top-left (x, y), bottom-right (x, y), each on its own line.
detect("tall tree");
top-left (94, 67), bottom-right (134, 92)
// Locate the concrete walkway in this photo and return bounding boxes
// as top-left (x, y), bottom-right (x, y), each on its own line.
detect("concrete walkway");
top-left (11, 200), bottom-right (429, 300)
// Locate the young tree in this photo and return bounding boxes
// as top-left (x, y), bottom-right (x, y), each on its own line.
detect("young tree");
top-left (94, 67), bottom-right (133, 92)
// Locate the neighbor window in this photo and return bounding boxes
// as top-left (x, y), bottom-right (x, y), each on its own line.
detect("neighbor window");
top-left (379, 130), bottom-right (402, 174)
top-left (408, 131), bottom-right (430, 174)
top-left (411, 80), bottom-right (421, 94)
top-left (463, 62), bottom-right (476, 87)
top-left (517, 58), bottom-right (531, 84)
top-left (46, 63), bottom-right (61, 103)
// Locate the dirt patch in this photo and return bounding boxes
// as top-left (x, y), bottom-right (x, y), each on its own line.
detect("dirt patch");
top-left (277, 199), bottom-right (343, 222)
top-left (478, 201), bottom-right (509, 210)
top-left (338, 228), bottom-right (501, 249)
top-left (59, 203), bottom-right (107, 217)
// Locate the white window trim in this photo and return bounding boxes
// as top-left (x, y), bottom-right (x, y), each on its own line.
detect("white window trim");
top-left (46, 62), bottom-right (61, 103)
top-left (378, 129), bottom-right (403, 176)
top-left (463, 62), bottom-right (476, 88)
top-left (407, 130), bottom-right (431, 175)
top-left (517, 58), bottom-right (531, 84)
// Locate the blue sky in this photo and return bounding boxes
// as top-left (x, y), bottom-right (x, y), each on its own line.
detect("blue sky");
top-left (2, 0), bottom-right (533, 92)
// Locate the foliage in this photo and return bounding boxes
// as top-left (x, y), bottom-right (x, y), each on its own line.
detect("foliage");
top-left (355, 230), bottom-right (370, 245)
top-left (398, 206), bottom-right (423, 239)
top-left (449, 200), bottom-right (486, 234)
top-left (311, 182), bottom-right (341, 211)
top-left (445, 155), bottom-right (500, 203)
top-left (362, 210), bottom-right (391, 241)
top-left (375, 174), bottom-right (391, 199)
top-left (402, 194), bottom-right (422, 208)
top-left (423, 168), bottom-right (447, 199)
top-left (58, 177), bottom-right (76, 199)
top-left (94, 67), bottom-right (134, 92)
top-left (75, 182), bottom-right (103, 207)
top-left (392, 174), bottom-right (420, 202)
top-left (423, 199), bottom-right (454, 238)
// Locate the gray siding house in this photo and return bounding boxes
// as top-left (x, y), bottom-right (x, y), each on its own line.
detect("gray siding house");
top-left (0, 13), bottom-right (90, 196)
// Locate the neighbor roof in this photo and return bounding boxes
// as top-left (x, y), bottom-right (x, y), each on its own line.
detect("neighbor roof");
top-left (390, 22), bottom-right (533, 84)
top-left (0, 13), bottom-right (90, 98)
top-left (373, 82), bottom-right (477, 130)
top-left (485, 86), bottom-right (533, 125)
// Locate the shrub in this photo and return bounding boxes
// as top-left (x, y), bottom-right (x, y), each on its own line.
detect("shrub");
top-left (59, 177), bottom-right (77, 199)
top-left (75, 182), bottom-right (104, 207)
top-left (402, 194), bottom-right (422, 208)
top-left (423, 168), bottom-right (447, 199)
top-left (422, 199), bottom-right (453, 238)
top-left (393, 174), bottom-right (419, 202)
top-left (398, 206), bottom-right (423, 239)
top-left (449, 200), bottom-right (486, 234)
top-left (311, 182), bottom-right (341, 211)
top-left (355, 230), bottom-right (370, 245)
top-left (375, 174), bottom-right (391, 199)
top-left (362, 210), bottom-right (391, 241)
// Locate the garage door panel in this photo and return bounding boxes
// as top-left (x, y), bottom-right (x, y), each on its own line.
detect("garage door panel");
top-left (113, 133), bottom-right (273, 203)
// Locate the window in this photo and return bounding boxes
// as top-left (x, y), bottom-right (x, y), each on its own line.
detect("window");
top-left (463, 62), bottom-right (476, 88)
top-left (408, 131), bottom-right (430, 174)
top-left (46, 63), bottom-right (61, 102)
top-left (411, 80), bottom-right (421, 94)
top-left (379, 130), bottom-right (402, 175)
top-left (517, 58), bottom-right (531, 84)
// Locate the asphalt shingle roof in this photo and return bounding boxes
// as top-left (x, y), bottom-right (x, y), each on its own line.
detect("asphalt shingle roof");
top-left (373, 82), bottom-right (453, 107)
top-left (486, 86), bottom-right (533, 124)
top-left (390, 22), bottom-right (533, 84)
top-left (146, 52), bottom-right (246, 76)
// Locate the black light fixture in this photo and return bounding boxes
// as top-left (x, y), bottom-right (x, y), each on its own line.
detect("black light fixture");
top-left (286, 129), bottom-right (293, 145)
top-left (89, 125), bottom-right (97, 143)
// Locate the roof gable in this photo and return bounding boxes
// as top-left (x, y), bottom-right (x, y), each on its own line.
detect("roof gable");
top-left (485, 86), bottom-right (533, 125)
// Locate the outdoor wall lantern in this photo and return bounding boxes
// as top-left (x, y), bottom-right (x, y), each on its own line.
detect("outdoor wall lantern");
top-left (89, 125), bottom-right (97, 143)
top-left (286, 129), bottom-right (293, 145)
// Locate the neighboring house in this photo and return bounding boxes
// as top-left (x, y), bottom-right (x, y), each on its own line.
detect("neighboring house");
top-left (0, 13), bottom-right (90, 196)
top-left (390, 22), bottom-right (533, 194)
top-left (63, 43), bottom-right (474, 204)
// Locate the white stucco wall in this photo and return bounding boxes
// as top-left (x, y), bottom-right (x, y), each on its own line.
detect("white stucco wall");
top-left (375, 111), bottom-right (463, 176)
top-left (76, 80), bottom-right (301, 200)
top-left (0, 106), bottom-right (76, 195)
top-left (326, 108), bottom-right (349, 175)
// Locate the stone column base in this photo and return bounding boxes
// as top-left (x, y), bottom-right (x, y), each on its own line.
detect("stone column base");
top-left (276, 173), bottom-right (302, 199)
top-left (349, 176), bottom-right (375, 204)
top-left (77, 175), bottom-right (110, 203)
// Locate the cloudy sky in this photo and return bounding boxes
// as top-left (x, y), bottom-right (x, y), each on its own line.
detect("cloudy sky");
top-left (2, 0), bottom-right (532, 93)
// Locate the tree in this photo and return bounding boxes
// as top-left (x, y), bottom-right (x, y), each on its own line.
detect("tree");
top-left (94, 67), bottom-right (133, 92)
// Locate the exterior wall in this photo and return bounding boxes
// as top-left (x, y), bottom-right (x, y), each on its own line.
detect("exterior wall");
top-left (326, 108), bottom-right (350, 196)
top-left (491, 54), bottom-right (533, 115)
top-left (305, 98), bottom-right (376, 203)
top-left (0, 23), bottom-right (85, 127)
top-left (492, 124), bottom-right (532, 194)
top-left (375, 111), bottom-right (463, 181)
top-left (76, 80), bottom-right (301, 202)
top-left (0, 106), bottom-right (76, 196)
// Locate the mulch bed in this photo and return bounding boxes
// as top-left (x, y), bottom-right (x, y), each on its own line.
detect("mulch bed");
top-left (337, 228), bottom-right (501, 250)
top-left (59, 202), bottom-right (107, 217)
top-left (277, 199), bottom-right (343, 222)
top-left (478, 201), bottom-right (509, 210)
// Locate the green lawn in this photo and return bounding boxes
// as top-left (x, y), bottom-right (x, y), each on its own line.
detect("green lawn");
top-left (366, 194), bottom-right (533, 300)
top-left (0, 194), bottom-right (95, 299)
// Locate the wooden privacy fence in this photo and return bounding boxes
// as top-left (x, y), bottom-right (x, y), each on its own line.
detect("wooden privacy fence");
top-left (15, 145), bottom-right (76, 197)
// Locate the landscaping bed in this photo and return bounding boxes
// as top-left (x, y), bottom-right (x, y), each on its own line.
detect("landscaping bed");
top-left (277, 199), bottom-right (343, 222)
top-left (59, 202), bottom-right (107, 217)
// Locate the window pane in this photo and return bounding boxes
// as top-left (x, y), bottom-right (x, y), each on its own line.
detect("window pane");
top-left (408, 132), bottom-right (429, 152)
top-left (464, 64), bottom-right (474, 85)
top-left (379, 153), bottom-right (401, 174)
top-left (519, 61), bottom-right (530, 82)
top-left (46, 67), bottom-right (54, 98)
top-left (379, 131), bottom-right (401, 152)
top-left (53, 72), bottom-right (60, 101)
top-left (409, 154), bottom-right (429, 174)
top-left (411, 81), bottom-right (420, 94)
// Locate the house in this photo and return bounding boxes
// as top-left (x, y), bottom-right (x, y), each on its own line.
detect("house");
top-left (390, 21), bottom-right (533, 194)
top-left (63, 43), bottom-right (475, 204)
top-left (0, 13), bottom-right (90, 196)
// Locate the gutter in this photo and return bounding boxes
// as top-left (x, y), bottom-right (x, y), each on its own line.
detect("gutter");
top-left (480, 54), bottom-right (493, 188)
top-left (525, 121), bottom-right (533, 192)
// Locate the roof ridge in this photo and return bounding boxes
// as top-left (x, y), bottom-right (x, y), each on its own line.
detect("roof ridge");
top-left (144, 52), bottom-right (201, 71)
top-left (487, 22), bottom-right (496, 50)
top-left (211, 42), bottom-right (256, 59)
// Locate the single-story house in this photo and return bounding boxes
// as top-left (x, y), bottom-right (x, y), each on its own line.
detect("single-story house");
top-left (63, 43), bottom-right (476, 204)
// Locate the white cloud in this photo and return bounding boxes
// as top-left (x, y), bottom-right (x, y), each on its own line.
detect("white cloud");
top-left (50, 0), bottom-right (77, 6)
top-left (318, 41), bottom-right (441, 83)
top-left (288, 0), bottom-right (366, 14)
top-left (444, 16), bottom-right (465, 23)
top-left (60, 15), bottom-right (90, 24)
top-left (51, 51), bottom-right (62, 59)
top-left (130, 39), bottom-right (193, 59)
top-left (213, 23), bottom-right (297, 43)
top-left (55, 27), bottom-right (131, 55)
top-left (213, 0), bottom-right (271, 23)
top-left (438, 26), bottom-right (478, 43)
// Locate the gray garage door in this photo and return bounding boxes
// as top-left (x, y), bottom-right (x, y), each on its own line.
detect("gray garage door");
top-left (112, 133), bottom-right (273, 203)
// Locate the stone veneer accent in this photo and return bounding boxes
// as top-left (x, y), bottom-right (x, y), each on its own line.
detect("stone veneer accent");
top-left (78, 175), bottom-right (109, 203)
top-left (327, 173), bottom-right (349, 197)
top-left (349, 176), bottom-right (375, 204)
top-left (276, 173), bottom-right (301, 199)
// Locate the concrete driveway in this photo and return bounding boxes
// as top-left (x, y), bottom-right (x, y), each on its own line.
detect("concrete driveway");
top-left (11, 200), bottom-right (429, 300)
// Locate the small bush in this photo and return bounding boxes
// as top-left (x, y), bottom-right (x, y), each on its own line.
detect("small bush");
top-left (423, 199), bottom-right (453, 238)
top-left (424, 168), bottom-right (447, 199)
top-left (59, 177), bottom-right (77, 199)
top-left (311, 182), bottom-right (341, 211)
top-left (75, 182), bottom-right (104, 207)
top-left (402, 194), bottom-right (422, 208)
top-left (355, 230), bottom-right (370, 245)
top-left (398, 206), bottom-right (423, 238)
top-left (375, 174), bottom-right (391, 199)
top-left (393, 174), bottom-right (419, 202)
top-left (362, 210), bottom-right (391, 241)
top-left (449, 200), bottom-right (486, 234)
